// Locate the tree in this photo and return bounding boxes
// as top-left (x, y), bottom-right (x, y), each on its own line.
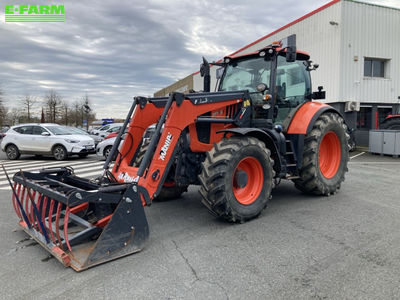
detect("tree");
top-left (41, 107), bottom-right (45, 123)
top-left (20, 95), bottom-right (36, 122)
top-left (0, 88), bottom-right (6, 127)
top-left (72, 100), bottom-right (81, 126)
top-left (82, 93), bottom-right (91, 130)
top-left (8, 108), bottom-right (21, 125)
top-left (44, 90), bottom-right (61, 123)
top-left (60, 100), bottom-right (70, 125)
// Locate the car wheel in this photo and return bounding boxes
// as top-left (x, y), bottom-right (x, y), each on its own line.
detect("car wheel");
top-left (104, 146), bottom-right (112, 160)
top-left (53, 145), bottom-right (67, 161)
top-left (6, 144), bottom-right (20, 160)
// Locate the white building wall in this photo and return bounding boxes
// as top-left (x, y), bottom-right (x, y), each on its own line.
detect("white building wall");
top-left (194, 1), bottom-right (343, 101)
top-left (193, 0), bottom-right (400, 105)
top-left (339, 1), bottom-right (400, 104)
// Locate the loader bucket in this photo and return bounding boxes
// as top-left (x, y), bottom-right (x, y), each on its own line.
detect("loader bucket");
top-left (9, 167), bottom-right (149, 271)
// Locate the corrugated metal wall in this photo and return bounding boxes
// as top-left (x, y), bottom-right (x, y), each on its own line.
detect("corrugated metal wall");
top-left (340, 1), bottom-right (400, 104)
top-left (185, 0), bottom-right (400, 107)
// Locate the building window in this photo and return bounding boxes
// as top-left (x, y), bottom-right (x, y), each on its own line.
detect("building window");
top-left (364, 58), bottom-right (386, 78)
top-left (357, 107), bottom-right (372, 130)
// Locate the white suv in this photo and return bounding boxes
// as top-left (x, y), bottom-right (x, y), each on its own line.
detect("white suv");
top-left (1, 123), bottom-right (95, 160)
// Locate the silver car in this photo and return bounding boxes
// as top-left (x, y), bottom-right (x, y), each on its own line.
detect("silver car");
top-left (96, 137), bottom-right (116, 160)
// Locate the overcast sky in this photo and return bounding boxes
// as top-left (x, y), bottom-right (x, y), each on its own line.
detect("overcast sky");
top-left (0, 0), bottom-right (399, 119)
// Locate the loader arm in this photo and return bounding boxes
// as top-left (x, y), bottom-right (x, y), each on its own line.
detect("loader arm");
top-left (113, 91), bottom-right (248, 205)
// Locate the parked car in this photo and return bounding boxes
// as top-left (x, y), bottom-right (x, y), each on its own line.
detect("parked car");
top-left (104, 132), bottom-right (118, 140)
top-left (96, 137), bottom-right (116, 160)
top-left (98, 124), bottom-right (123, 139)
top-left (0, 126), bottom-right (10, 140)
top-left (91, 123), bottom-right (122, 136)
top-left (66, 126), bottom-right (89, 135)
top-left (90, 134), bottom-right (104, 145)
top-left (1, 123), bottom-right (95, 160)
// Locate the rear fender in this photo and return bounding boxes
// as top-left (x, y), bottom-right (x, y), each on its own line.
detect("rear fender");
top-left (285, 102), bottom-right (343, 169)
top-left (218, 128), bottom-right (282, 176)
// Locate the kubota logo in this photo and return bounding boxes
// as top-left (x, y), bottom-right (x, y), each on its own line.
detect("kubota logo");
top-left (159, 133), bottom-right (173, 161)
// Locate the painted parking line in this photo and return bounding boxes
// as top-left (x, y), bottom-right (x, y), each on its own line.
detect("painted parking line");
top-left (350, 152), bottom-right (365, 160)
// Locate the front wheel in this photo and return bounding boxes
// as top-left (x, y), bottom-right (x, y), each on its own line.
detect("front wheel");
top-left (293, 112), bottom-right (349, 195)
top-left (199, 136), bottom-right (274, 223)
top-left (53, 145), bottom-right (68, 161)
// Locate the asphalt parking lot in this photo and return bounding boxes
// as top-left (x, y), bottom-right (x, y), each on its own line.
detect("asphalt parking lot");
top-left (0, 151), bottom-right (399, 299)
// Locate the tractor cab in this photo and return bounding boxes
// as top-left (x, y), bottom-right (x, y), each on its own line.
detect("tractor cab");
top-left (217, 39), bottom-right (316, 125)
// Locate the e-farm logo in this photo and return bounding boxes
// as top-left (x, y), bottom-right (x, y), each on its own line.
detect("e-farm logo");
top-left (5, 5), bottom-right (65, 22)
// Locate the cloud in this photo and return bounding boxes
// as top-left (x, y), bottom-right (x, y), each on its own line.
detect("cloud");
top-left (0, 0), bottom-right (398, 118)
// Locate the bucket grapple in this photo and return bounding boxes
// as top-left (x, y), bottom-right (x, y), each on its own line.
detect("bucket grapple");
top-left (9, 167), bottom-right (148, 271)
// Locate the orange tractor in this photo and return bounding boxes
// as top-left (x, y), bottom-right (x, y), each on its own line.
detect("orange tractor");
top-left (7, 35), bottom-right (349, 271)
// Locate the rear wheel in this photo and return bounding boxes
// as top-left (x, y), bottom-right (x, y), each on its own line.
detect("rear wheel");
top-left (53, 145), bottom-right (68, 161)
top-left (380, 117), bottom-right (400, 130)
top-left (133, 140), bottom-right (188, 201)
top-left (6, 144), bottom-right (20, 160)
top-left (293, 112), bottom-right (349, 195)
top-left (199, 136), bottom-right (274, 223)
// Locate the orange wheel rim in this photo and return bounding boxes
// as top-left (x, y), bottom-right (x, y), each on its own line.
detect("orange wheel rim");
top-left (233, 157), bottom-right (264, 205)
top-left (319, 131), bottom-right (341, 178)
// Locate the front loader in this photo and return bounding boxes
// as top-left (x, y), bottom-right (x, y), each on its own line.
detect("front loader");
top-left (7, 34), bottom-right (349, 271)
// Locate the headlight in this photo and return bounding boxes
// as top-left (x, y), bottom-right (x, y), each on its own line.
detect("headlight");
top-left (64, 139), bottom-right (79, 143)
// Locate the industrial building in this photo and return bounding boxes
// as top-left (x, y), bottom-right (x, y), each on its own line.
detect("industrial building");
top-left (155, 0), bottom-right (400, 146)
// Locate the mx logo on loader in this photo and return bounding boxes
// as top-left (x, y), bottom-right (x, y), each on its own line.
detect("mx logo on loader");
top-left (159, 133), bottom-right (173, 161)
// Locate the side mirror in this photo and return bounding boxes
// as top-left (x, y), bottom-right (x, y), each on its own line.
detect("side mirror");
top-left (41, 132), bottom-right (50, 136)
top-left (216, 67), bottom-right (224, 79)
top-left (312, 86), bottom-right (326, 100)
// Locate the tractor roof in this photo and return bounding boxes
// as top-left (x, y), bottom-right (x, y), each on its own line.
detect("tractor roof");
top-left (224, 48), bottom-right (310, 61)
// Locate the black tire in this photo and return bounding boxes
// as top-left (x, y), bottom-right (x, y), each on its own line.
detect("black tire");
top-left (78, 153), bottom-right (89, 158)
top-left (6, 144), bottom-right (20, 160)
top-left (52, 145), bottom-right (68, 161)
top-left (103, 146), bottom-right (112, 160)
top-left (133, 141), bottom-right (188, 201)
top-left (293, 112), bottom-right (349, 196)
top-left (199, 136), bottom-right (274, 223)
top-left (380, 117), bottom-right (400, 130)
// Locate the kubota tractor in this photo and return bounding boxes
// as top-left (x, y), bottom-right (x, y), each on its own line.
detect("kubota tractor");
top-left (6, 35), bottom-right (349, 271)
